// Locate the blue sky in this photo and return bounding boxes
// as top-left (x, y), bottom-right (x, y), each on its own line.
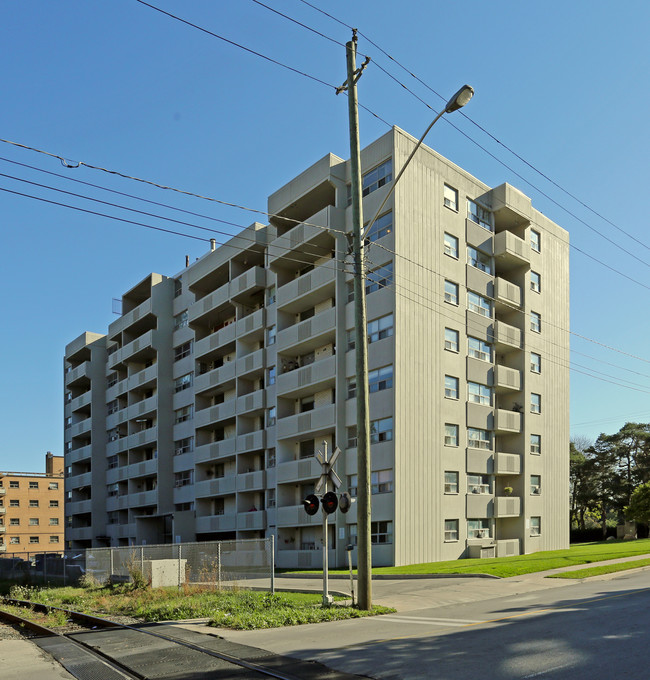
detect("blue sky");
top-left (1, 1), bottom-right (649, 473)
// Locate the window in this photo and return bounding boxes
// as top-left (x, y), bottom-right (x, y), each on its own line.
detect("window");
top-left (530, 475), bottom-right (541, 495)
top-left (530, 271), bottom-right (541, 293)
top-left (107, 399), bottom-right (119, 415)
top-left (444, 375), bottom-right (459, 399)
top-left (9, 500), bottom-right (19, 507)
top-left (174, 373), bottom-right (193, 392)
top-left (444, 280), bottom-right (459, 305)
top-left (10, 518), bottom-right (19, 526)
top-left (29, 536), bottom-right (40, 544)
top-left (174, 470), bottom-right (194, 488)
top-left (530, 516), bottom-right (541, 536)
top-left (29, 500), bottom-right (39, 508)
top-left (299, 440), bottom-right (315, 460)
top-left (371, 520), bottom-right (393, 544)
top-left (107, 455), bottom-right (118, 470)
top-left (369, 366), bottom-right (393, 393)
top-left (531, 393), bottom-right (541, 414)
top-left (445, 423), bottom-right (459, 447)
top-left (530, 434), bottom-right (541, 455)
top-left (366, 262), bottom-right (393, 295)
top-left (531, 311), bottom-right (541, 333)
top-left (9, 481), bottom-right (19, 489)
top-left (174, 278), bottom-right (182, 298)
top-left (29, 518), bottom-right (39, 526)
top-left (50, 500), bottom-right (59, 508)
top-left (468, 336), bottom-right (491, 362)
top-left (50, 535), bottom-right (60, 543)
top-left (362, 159), bottom-right (392, 198)
top-left (174, 405), bottom-right (193, 424)
top-left (365, 212), bottom-right (393, 243)
top-left (370, 417), bottom-right (393, 444)
top-left (468, 519), bottom-right (491, 539)
top-left (468, 291), bottom-right (492, 318)
top-left (29, 481), bottom-right (39, 490)
top-left (10, 537), bottom-right (19, 544)
top-left (444, 519), bottom-right (459, 542)
top-left (531, 352), bottom-right (541, 373)
top-left (107, 372), bottom-right (118, 388)
top-left (467, 246), bottom-right (493, 274)
top-left (174, 437), bottom-right (194, 455)
top-left (444, 471), bottom-right (459, 494)
top-left (349, 470), bottom-right (393, 496)
top-left (107, 483), bottom-right (119, 497)
top-left (468, 427), bottom-right (491, 450)
top-left (444, 328), bottom-right (459, 352)
top-left (267, 366), bottom-right (276, 386)
top-left (174, 311), bottom-right (188, 329)
top-left (468, 474), bottom-right (490, 494)
top-left (467, 200), bottom-right (492, 231)
top-left (468, 382), bottom-right (492, 406)
top-left (174, 341), bottom-right (193, 361)
top-left (443, 184), bottom-right (458, 211)
top-left (267, 448), bottom-right (276, 468)
top-left (266, 285), bottom-right (276, 306)
top-left (266, 407), bottom-right (276, 427)
top-left (266, 325), bottom-right (276, 346)
top-left (267, 488), bottom-right (276, 508)
top-left (444, 232), bottom-right (459, 258)
top-left (367, 314), bottom-right (394, 344)
top-left (49, 518), bottom-right (59, 526)
top-left (531, 230), bottom-right (541, 252)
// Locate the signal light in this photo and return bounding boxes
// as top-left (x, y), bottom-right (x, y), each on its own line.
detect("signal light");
top-left (339, 492), bottom-right (352, 514)
top-left (303, 494), bottom-right (319, 516)
top-left (321, 491), bottom-right (339, 514)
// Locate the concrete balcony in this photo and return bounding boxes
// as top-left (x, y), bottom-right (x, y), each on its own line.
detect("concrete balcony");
top-left (67, 499), bottom-right (93, 515)
top-left (108, 330), bottom-right (154, 369)
top-left (237, 430), bottom-right (266, 453)
top-left (109, 297), bottom-right (153, 337)
top-left (236, 308), bottom-right (264, 340)
top-left (231, 266), bottom-right (266, 301)
top-left (276, 307), bottom-right (336, 354)
top-left (277, 263), bottom-right (337, 311)
top-left (0, 526), bottom-right (6, 533)
top-left (129, 458), bottom-right (158, 479)
top-left (126, 364), bottom-right (158, 392)
top-left (494, 364), bottom-right (521, 391)
top-left (237, 510), bottom-right (266, 531)
top-left (128, 395), bottom-right (158, 420)
top-left (495, 495), bottom-right (521, 518)
top-left (276, 504), bottom-right (323, 527)
top-left (237, 470), bottom-right (266, 492)
top-left (495, 452), bottom-right (521, 475)
top-left (194, 438), bottom-right (237, 464)
top-left (194, 476), bottom-right (238, 498)
top-left (492, 320), bottom-right (522, 352)
top-left (194, 324), bottom-right (237, 360)
top-left (188, 282), bottom-right (230, 326)
top-left (129, 490), bottom-right (158, 508)
top-left (194, 400), bottom-right (237, 429)
top-left (67, 527), bottom-right (93, 542)
top-left (276, 457), bottom-right (321, 484)
top-left (496, 539), bottom-right (521, 557)
top-left (276, 403), bottom-right (336, 440)
top-left (466, 492), bottom-right (493, 518)
top-left (0, 507), bottom-right (5, 514)
top-left (0, 488), bottom-right (5, 495)
top-left (236, 349), bottom-right (264, 377)
top-left (106, 466), bottom-right (130, 484)
top-left (467, 449), bottom-right (492, 475)
top-left (490, 183), bottom-right (532, 229)
top-left (236, 390), bottom-right (265, 416)
top-left (69, 417), bottom-right (92, 438)
top-left (127, 426), bottom-right (158, 449)
top-left (275, 548), bottom-right (334, 570)
top-left (494, 409), bottom-right (522, 434)
top-left (276, 355), bottom-right (336, 399)
top-left (68, 471), bottom-right (92, 489)
top-left (0, 543), bottom-right (7, 550)
top-left (70, 391), bottom-right (92, 413)
top-left (195, 361), bottom-right (237, 395)
top-left (494, 277), bottom-right (522, 309)
top-left (65, 362), bottom-right (90, 387)
top-left (494, 230), bottom-right (530, 269)
top-left (196, 514), bottom-right (237, 534)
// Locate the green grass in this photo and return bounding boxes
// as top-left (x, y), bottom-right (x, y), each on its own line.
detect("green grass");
top-left (289, 539), bottom-right (650, 579)
top-left (6, 584), bottom-right (393, 630)
top-left (547, 557), bottom-right (650, 580)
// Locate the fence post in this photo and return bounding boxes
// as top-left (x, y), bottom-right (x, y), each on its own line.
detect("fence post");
top-left (43, 552), bottom-right (47, 587)
top-left (217, 542), bottom-right (221, 590)
top-left (140, 546), bottom-right (144, 578)
top-left (270, 535), bottom-right (275, 594)
top-left (177, 544), bottom-right (182, 590)
top-left (110, 547), bottom-right (114, 579)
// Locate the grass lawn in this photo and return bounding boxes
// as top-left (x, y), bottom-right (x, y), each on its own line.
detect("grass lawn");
top-left (547, 557), bottom-right (650, 580)
top-left (289, 539), bottom-right (650, 578)
top-left (1, 584), bottom-right (394, 630)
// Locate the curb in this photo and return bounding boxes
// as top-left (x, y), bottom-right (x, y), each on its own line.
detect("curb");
top-left (277, 572), bottom-right (501, 580)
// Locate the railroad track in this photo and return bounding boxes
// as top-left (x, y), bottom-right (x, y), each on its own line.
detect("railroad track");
top-left (0, 598), bottom-right (361, 680)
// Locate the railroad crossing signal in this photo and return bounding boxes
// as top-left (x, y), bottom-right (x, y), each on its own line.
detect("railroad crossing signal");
top-left (314, 446), bottom-right (342, 494)
top-left (303, 494), bottom-right (319, 516)
top-left (321, 491), bottom-right (339, 514)
top-left (339, 491), bottom-right (352, 513)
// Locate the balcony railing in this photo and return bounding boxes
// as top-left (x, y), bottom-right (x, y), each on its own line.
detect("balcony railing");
top-left (276, 404), bottom-right (336, 440)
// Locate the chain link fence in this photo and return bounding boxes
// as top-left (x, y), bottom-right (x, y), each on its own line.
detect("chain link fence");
top-left (0, 537), bottom-right (275, 591)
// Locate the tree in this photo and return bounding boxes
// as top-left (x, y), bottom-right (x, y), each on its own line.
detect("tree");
top-left (625, 482), bottom-right (650, 525)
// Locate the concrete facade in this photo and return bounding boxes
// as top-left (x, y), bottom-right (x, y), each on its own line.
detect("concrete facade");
top-left (0, 453), bottom-right (65, 554)
top-left (63, 127), bottom-right (570, 568)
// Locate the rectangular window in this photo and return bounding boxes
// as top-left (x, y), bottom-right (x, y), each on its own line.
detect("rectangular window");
top-left (444, 519), bottom-right (459, 542)
top-left (531, 352), bottom-right (541, 373)
top-left (530, 434), bottom-right (541, 455)
top-left (444, 327), bottom-right (459, 352)
top-left (467, 200), bottom-right (493, 231)
top-left (267, 448), bottom-right (276, 468)
top-left (468, 519), bottom-right (491, 539)
top-left (369, 365), bottom-right (393, 393)
top-left (50, 500), bottom-right (59, 508)
top-left (107, 399), bottom-right (119, 415)
top-left (107, 372), bottom-right (118, 388)
top-left (444, 375), bottom-right (459, 399)
top-left (267, 366), bottom-right (276, 386)
top-left (29, 481), bottom-right (39, 489)
top-left (531, 393), bottom-right (541, 414)
top-left (468, 291), bottom-right (492, 318)
top-left (349, 470), bottom-right (394, 497)
top-left (444, 280), bottom-right (459, 305)
top-left (371, 520), bottom-right (393, 544)
top-left (445, 423), bottom-right (459, 447)
top-left (50, 535), bottom-right (60, 543)
top-left (468, 474), bottom-right (490, 494)
top-left (174, 341), bottom-right (193, 361)
top-left (266, 488), bottom-right (276, 508)
top-left (49, 517), bottom-right (59, 526)
top-left (174, 311), bottom-right (189, 329)
top-left (107, 483), bottom-right (119, 497)
top-left (530, 271), bottom-right (541, 293)
top-left (266, 325), bottom-right (277, 346)
top-left (10, 537), bottom-right (20, 544)
top-left (531, 230), bottom-right (541, 252)
top-left (174, 470), bottom-right (194, 488)
top-left (29, 500), bottom-right (39, 508)
top-left (174, 437), bottom-right (194, 455)
top-left (266, 285), bottom-right (276, 306)
top-left (468, 427), bottom-right (492, 450)
top-left (444, 232), bottom-right (459, 258)
top-left (347, 417), bottom-right (394, 448)
top-left (468, 336), bottom-right (491, 362)
top-left (362, 159), bottom-right (393, 198)
top-left (365, 212), bottom-right (393, 243)
top-left (530, 475), bottom-right (541, 495)
top-left (174, 373), bottom-right (193, 392)
top-left (299, 440), bottom-right (315, 460)
top-left (366, 262), bottom-right (393, 295)
top-left (9, 481), bottom-right (19, 489)
top-left (174, 278), bottom-right (182, 298)
top-left (367, 313), bottom-right (394, 344)
top-left (9, 500), bottom-right (19, 507)
top-left (530, 516), bottom-right (541, 536)
top-left (444, 184), bottom-right (458, 211)
top-left (29, 518), bottom-right (39, 526)
top-left (468, 382), bottom-right (492, 406)
top-left (174, 405), bottom-right (194, 424)
top-left (467, 246), bottom-right (493, 274)
top-left (107, 455), bottom-right (118, 469)
top-left (10, 518), bottom-right (19, 526)
top-left (531, 311), bottom-right (541, 333)
top-left (266, 407), bottom-right (277, 427)
top-left (30, 536), bottom-right (40, 544)
top-left (444, 471), bottom-right (459, 494)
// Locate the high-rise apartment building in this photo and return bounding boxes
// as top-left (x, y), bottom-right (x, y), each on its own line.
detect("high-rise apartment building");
top-left (64, 127), bottom-right (569, 568)
top-left (0, 453), bottom-right (64, 554)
